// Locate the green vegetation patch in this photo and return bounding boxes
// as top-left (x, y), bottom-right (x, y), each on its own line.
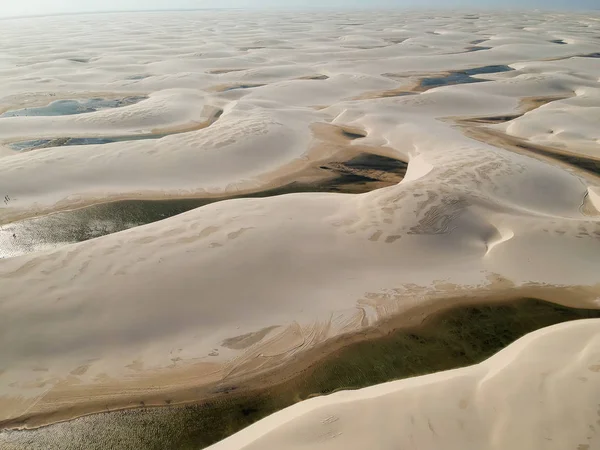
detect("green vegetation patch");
top-left (2, 298), bottom-right (599, 450)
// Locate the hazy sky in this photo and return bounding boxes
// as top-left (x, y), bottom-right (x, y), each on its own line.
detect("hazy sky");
top-left (0, 0), bottom-right (598, 18)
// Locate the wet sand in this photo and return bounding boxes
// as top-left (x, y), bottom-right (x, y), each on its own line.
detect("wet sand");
top-left (7, 108), bottom-right (223, 152)
top-left (1, 92), bottom-right (598, 434)
top-left (1, 11), bottom-right (599, 450)
top-left (0, 152), bottom-right (407, 258)
top-left (2, 296), bottom-right (599, 449)
top-left (452, 94), bottom-right (600, 181)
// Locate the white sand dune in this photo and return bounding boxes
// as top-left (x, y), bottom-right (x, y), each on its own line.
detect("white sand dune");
top-left (486, 57), bottom-right (600, 158)
top-left (0, 11), bottom-right (599, 223)
top-left (1, 102), bottom-right (599, 426)
top-left (0, 103), bottom-right (320, 222)
top-left (209, 319), bottom-right (600, 450)
top-left (0, 90), bottom-right (218, 139)
top-left (0, 9), bottom-right (599, 435)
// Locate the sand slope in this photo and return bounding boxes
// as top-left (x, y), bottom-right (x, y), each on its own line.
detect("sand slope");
top-left (0, 10), bottom-right (599, 431)
top-left (1, 123), bottom-right (599, 425)
top-left (210, 319), bottom-right (600, 450)
top-left (1, 10), bottom-right (600, 222)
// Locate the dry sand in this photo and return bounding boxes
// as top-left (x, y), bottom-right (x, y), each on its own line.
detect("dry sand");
top-left (0, 9), bottom-right (599, 443)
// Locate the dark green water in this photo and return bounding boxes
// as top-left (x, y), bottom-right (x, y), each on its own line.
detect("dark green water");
top-left (1, 299), bottom-right (598, 450)
top-left (514, 141), bottom-right (600, 177)
top-left (0, 154), bottom-right (408, 258)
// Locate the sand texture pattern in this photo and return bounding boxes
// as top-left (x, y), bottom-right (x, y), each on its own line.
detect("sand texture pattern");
top-left (0, 9), bottom-right (599, 448)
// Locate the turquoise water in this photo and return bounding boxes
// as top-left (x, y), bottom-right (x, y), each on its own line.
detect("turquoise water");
top-left (421, 65), bottom-right (513, 89)
top-left (0, 96), bottom-right (147, 118)
top-left (10, 133), bottom-right (169, 152)
top-left (9, 107), bottom-right (222, 152)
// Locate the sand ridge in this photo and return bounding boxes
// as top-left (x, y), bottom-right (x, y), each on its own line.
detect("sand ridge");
top-left (0, 9), bottom-right (599, 435)
top-left (209, 319), bottom-right (600, 450)
top-left (1, 10), bottom-right (600, 222)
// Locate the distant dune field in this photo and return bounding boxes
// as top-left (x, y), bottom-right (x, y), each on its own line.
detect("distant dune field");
top-left (0, 9), bottom-right (599, 450)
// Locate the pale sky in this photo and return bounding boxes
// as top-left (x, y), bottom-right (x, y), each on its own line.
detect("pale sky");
top-left (0, 0), bottom-right (598, 18)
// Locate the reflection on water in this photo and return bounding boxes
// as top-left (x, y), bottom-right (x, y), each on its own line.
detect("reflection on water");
top-left (0, 96), bottom-right (147, 118)
top-left (421, 65), bottom-right (513, 89)
top-left (11, 133), bottom-right (171, 152)
top-left (0, 154), bottom-right (408, 258)
top-left (0, 198), bottom-right (224, 258)
top-left (462, 65), bottom-right (514, 76)
top-left (9, 109), bottom-right (223, 152)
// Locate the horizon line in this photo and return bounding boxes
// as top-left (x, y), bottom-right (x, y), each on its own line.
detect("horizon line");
top-left (1, 6), bottom-right (599, 21)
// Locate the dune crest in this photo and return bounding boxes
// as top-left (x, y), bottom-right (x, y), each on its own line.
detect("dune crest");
top-left (210, 319), bottom-right (600, 450)
top-left (0, 9), bottom-right (599, 442)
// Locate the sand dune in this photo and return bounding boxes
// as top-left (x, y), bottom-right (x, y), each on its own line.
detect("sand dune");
top-left (0, 9), bottom-right (599, 444)
top-left (1, 104), bottom-right (599, 426)
top-left (209, 319), bottom-right (600, 450)
top-left (0, 90), bottom-right (218, 139)
top-left (1, 10), bottom-right (599, 223)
